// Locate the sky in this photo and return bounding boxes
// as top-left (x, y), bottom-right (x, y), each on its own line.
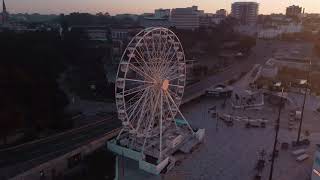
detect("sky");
top-left (4, 0), bottom-right (320, 15)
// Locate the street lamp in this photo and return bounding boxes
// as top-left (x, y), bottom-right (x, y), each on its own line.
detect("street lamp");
top-left (296, 60), bottom-right (312, 145)
top-left (269, 84), bottom-right (284, 180)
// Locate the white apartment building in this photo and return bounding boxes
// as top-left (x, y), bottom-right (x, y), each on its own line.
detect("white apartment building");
top-left (231, 2), bottom-right (259, 25)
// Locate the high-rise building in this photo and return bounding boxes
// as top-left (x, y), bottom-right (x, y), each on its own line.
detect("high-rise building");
top-left (171, 6), bottom-right (200, 30)
top-left (231, 2), bottom-right (259, 25)
top-left (216, 9), bottom-right (227, 17)
top-left (1, 0), bottom-right (8, 24)
top-left (286, 5), bottom-right (302, 17)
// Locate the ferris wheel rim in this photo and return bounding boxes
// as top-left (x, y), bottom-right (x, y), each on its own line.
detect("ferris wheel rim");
top-left (115, 27), bottom-right (187, 137)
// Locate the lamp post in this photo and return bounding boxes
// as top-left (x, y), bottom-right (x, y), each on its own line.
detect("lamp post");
top-left (296, 60), bottom-right (311, 145)
top-left (269, 85), bottom-right (284, 180)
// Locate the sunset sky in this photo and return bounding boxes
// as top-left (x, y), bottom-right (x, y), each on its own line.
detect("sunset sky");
top-left (4, 0), bottom-right (320, 15)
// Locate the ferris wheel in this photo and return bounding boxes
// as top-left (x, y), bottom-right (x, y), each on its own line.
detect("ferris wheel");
top-left (115, 27), bottom-right (194, 161)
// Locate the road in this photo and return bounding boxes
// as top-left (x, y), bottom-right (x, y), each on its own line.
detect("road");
top-left (183, 40), bottom-right (278, 103)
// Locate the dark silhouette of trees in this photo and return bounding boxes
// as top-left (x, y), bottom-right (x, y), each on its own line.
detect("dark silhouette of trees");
top-left (0, 31), bottom-right (70, 144)
top-left (237, 36), bottom-right (257, 53)
top-left (57, 12), bottom-right (137, 27)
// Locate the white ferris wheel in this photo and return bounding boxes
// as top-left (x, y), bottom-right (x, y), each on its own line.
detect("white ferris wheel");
top-left (115, 27), bottom-right (194, 162)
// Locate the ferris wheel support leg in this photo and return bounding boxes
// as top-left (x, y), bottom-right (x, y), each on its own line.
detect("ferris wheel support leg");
top-left (141, 135), bottom-right (148, 159)
top-left (166, 91), bottom-right (195, 135)
top-left (159, 90), bottom-right (163, 162)
top-left (135, 91), bottom-right (149, 133)
top-left (141, 90), bottom-right (161, 159)
top-left (116, 128), bottom-right (124, 140)
top-left (163, 93), bottom-right (179, 129)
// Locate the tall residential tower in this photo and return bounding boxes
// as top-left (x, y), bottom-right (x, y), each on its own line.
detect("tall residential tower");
top-left (286, 5), bottom-right (302, 17)
top-left (231, 2), bottom-right (259, 25)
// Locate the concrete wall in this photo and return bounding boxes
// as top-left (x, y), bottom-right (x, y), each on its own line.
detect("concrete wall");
top-left (10, 129), bottom-right (120, 180)
top-left (107, 140), bottom-right (142, 161)
top-left (139, 157), bottom-right (169, 175)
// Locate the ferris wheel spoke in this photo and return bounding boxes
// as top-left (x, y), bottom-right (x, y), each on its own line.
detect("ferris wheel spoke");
top-left (124, 78), bottom-right (154, 84)
top-left (167, 88), bottom-right (179, 98)
top-left (123, 84), bottom-right (153, 97)
top-left (131, 53), bottom-right (148, 70)
top-left (164, 42), bottom-right (176, 59)
top-left (160, 31), bottom-right (169, 57)
top-left (165, 91), bottom-right (194, 134)
top-left (167, 73), bottom-right (181, 81)
top-left (142, 38), bottom-right (153, 61)
top-left (163, 92), bottom-right (179, 127)
top-left (127, 89), bottom-right (149, 121)
top-left (129, 63), bottom-right (155, 81)
top-left (164, 66), bottom-right (180, 78)
top-left (138, 46), bottom-right (155, 74)
top-left (168, 84), bottom-right (184, 88)
top-left (167, 52), bottom-right (178, 65)
top-left (158, 36), bottom-right (164, 59)
top-left (126, 89), bottom-right (145, 108)
top-left (157, 51), bottom-right (171, 73)
top-left (124, 90), bottom-right (144, 109)
top-left (163, 45), bottom-right (173, 64)
top-left (162, 54), bottom-right (179, 75)
top-left (135, 47), bottom-right (156, 74)
top-left (136, 45), bottom-right (149, 62)
top-left (146, 89), bottom-right (161, 134)
top-left (129, 106), bottom-right (143, 128)
top-left (134, 89), bottom-right (150, 132)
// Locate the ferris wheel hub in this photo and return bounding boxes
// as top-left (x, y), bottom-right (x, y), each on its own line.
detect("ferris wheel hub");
top-left (162, 79), bottom-right (169, 91)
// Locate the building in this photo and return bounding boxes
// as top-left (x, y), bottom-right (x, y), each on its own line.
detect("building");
top-left (231, 2), bottom-right (259, 25)
top-left (234, 25), bottom-right (258, 36)
top-left (258, 28), bottom-right (281, 39)
top-left (140, 9), bottom-right (171, 28)
top-left (1, 0), bottom-right (8, 25)
top-left (110, 26), bottom-right (143, 64)
top-left (199, 14), bottom-right (225, 27)
top-left (258, 23), bottom-right (303, 39)
top-left (216, 9), bottom-right (227, 17)
top-left (155, 8), bottom-right (170, 18)
top-left (69, 26), bottom-right (109, 41)
top-left (141, 17), bottom-right (171, 28)
top-left (286, 5), bottom-right (302, 17)
top-left (171, 6), bottom-right (200, 30)
top-left (258, 14), bottom-right (303, 39)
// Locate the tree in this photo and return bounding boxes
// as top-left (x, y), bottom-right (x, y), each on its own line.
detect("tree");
top-left (0, 31), bottom-right (70, 143)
